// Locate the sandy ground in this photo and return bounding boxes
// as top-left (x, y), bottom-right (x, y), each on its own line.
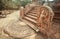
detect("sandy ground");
top-left (0, 10), bottom-right (20, 27)
top-left (0, 10), bottom-right (20, 39)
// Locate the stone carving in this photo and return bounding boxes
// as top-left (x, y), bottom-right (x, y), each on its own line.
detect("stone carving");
top-left (3, 21), bottom-right (36, 38)
top-left (37, 6), bottom-right (54, 36)
top-left (20, 0), bottom-right (54, 38)
top-left (20, 7), bottom-right (25, 18)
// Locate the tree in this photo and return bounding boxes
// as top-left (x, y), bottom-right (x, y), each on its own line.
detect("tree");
top-left (20, 0), bottom-right (31, 7)
top-left (0, 0), bottom-right (5, 10)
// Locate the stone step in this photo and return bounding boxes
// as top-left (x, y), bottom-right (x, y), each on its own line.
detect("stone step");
top-left (29, 9), bottom-right (37, 13)
top-left (20, 19), bottom-right (39, 32)
top-left (32, 9), bottom-right (37, 12)
top-left (29, 11), bottom-right (37, 13)
top-left (24, 16), bottom-right (36, 24)
top-left (28, 13), bottom-right (37, 17)
top-left (25, 14), bottom-right (37, 20)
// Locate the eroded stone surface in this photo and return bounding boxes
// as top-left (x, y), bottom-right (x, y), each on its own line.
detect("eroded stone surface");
top-left (0, 35), bottom-right (13, 39)
top-left (0, 10), bottom-right (60, 39)
top-left (4, 21), bottom-right (36, 38)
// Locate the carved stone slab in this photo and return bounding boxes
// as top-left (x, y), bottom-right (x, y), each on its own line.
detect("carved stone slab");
top-left (0, 35), bottom-right (13, 39)
top-left (3, 21), bottom-right (35, 38)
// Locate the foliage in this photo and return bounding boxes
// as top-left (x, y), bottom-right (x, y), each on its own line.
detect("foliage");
top-left (20, 0), bottom-right (31, 7)
top-left (0, 0), bottom-right (31, 9)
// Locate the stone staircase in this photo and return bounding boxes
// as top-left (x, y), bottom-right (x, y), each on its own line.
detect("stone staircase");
top-left (20, 5), bottom-right (54, 37)
top-left (20, 7), bottom-right (39, 32)
top-left (24, 8), bottom-right (37, 23)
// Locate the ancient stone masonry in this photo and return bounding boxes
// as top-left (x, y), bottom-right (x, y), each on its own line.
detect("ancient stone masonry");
top-left (20, 1), bottom-right (54, 38)
top-left (20, 7), bottom-right (25, 19)
top-left (36, 6), bottom-right (54, 35)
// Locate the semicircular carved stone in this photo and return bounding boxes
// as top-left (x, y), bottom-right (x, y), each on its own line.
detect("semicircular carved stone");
top-left (0, 35), bottom-right (13, 39)
top-left (3, 21), bottom-right (36, 38)
top-left (37, 6), bottom-right (54, 36)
